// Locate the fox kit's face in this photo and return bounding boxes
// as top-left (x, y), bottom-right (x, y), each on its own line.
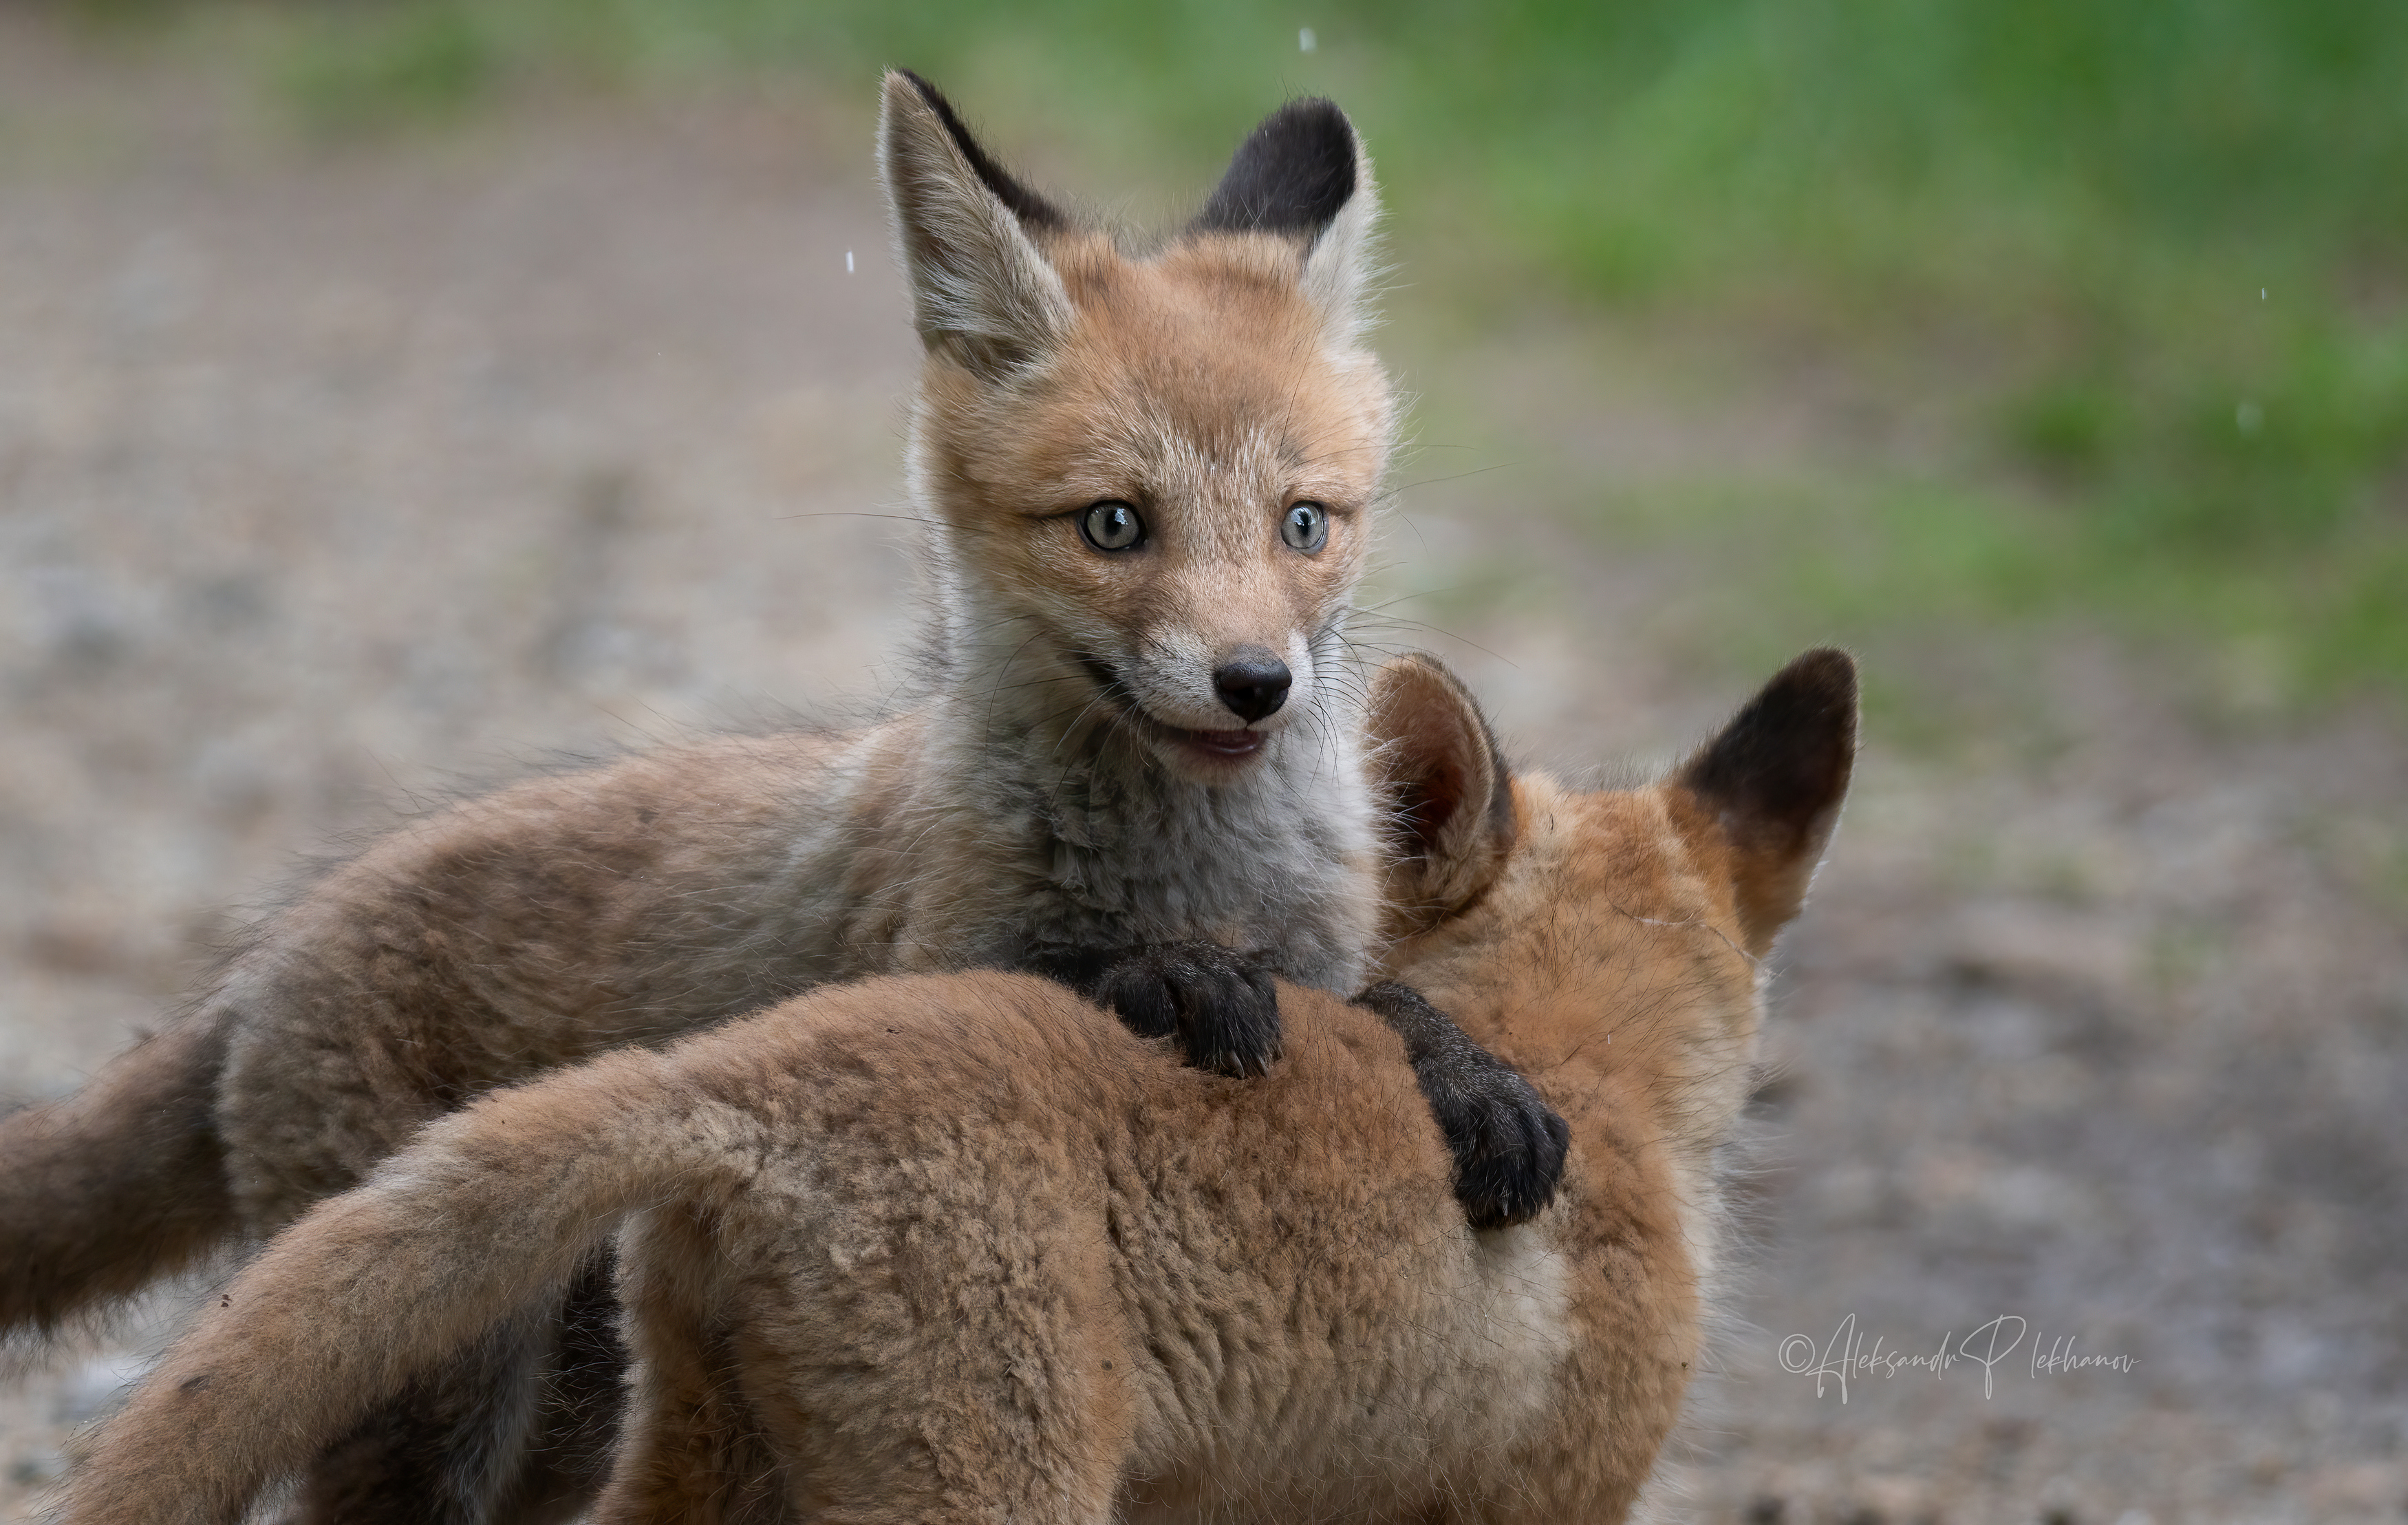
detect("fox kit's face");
top-left (883, 75), bottom-right (1393, 782)
top-left (921, 235), bottom-right (1390, 780)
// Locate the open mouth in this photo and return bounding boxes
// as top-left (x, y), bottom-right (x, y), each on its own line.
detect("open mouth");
top-left (1163, 727), bottom-right (1266, 760)
top-left (1074, 653), bottom-right (1272, 765)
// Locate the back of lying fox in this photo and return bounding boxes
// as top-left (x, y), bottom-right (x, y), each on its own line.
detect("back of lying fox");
top-left (0, 74), bottom-right (1397, 1345)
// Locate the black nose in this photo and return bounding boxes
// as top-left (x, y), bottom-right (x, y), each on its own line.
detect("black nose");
top-left (1212, 648), bottom-right (1292, 723)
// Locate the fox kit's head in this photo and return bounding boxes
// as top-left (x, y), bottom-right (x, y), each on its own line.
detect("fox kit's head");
top-left (1368, 648), bottom-right (1856, 1084)
top-left (881, 71), bottom-right (1394, 785)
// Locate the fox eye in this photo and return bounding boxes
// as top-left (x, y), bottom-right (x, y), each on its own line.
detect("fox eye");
top-left (1079, 500), bottom-right (1145, 553)
top-left (1280, 501), bottom-right (1330, 553)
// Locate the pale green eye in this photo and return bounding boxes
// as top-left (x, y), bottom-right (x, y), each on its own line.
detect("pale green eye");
top-left (1079, 501), bottom-right (1145, 552)
top-left (1281, 501), bottom-right (1329, 553)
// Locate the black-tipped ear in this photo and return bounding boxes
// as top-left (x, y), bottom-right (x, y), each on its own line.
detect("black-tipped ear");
top-left (1196, 98), bottom-right (1359, 239)
top-left (892, 70), bottom-right (1069, 233)
top-left (1674, 648), bottom-right (1858, 955)
top-left (1194, 98), bottom-right (1382, 341)
top-left (1367, 654), bottom-right (1516, 937)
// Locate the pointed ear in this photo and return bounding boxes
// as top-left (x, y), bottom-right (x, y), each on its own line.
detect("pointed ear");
top-left (1673, 648), bottom-right (1858, 957)
top-left (1193, 98), bottom-right (1382, 341)
top-left (1366, 654), bottom-right (1516, 935)
top-left (879, 70), bottom-right (1076, 378)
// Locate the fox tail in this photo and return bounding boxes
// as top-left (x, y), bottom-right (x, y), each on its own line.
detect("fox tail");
top-left (0, 1017), bottom-right (235, 1352)
top-left (56, 1043), bottom-right (737, 1525)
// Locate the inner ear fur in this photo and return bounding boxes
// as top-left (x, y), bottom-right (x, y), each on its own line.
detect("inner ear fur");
top-left (879, 70), bottom-right (1076, 377)
top-left (1673, 648), bottom-right (1859, 956)
top-left (893, 70), bottom-right (1068, 234)
top-left (1366, 654), bottom-right (1516, 935)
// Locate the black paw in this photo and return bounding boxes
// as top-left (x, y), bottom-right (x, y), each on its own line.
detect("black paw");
top-left (1091, 943), bottom-right (1282, 1078)
top-left (1423, 1060), bottom-right (1569, 1230)
top-left (1354, 981), bottom-right (1569, 1230)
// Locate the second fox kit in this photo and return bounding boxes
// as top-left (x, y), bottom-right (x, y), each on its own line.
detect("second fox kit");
top-left (2, 73), bottom-right (1562, 1520)
top-left (58, 650), bottom-right (1860, 1525)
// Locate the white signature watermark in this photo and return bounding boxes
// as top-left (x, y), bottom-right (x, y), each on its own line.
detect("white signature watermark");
top-left (1778, 1314), bottom-right (2137, 1401)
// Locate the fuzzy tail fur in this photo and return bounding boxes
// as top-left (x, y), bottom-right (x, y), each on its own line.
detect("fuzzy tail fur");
top-left (0, 1019), bottom-right (233, 1349)
top-left (58, 1045), bottom-right (732, 1525)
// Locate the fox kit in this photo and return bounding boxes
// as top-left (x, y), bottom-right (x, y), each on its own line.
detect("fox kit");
top-left (56, 649), bottom-right (1859, 1525)
top-left (1, 74), bottom-right (1565, 1522)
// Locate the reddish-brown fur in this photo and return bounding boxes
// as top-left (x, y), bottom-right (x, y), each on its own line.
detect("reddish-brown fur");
top-left (4, 73), bottom-right (1409, 1522)
top-left (0, 76), bottom-right (1398, 1351)
top-left (59, 651), bottom-right (1857, 1525)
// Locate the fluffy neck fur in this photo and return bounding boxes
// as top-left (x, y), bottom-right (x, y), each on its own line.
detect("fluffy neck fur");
top-left (893, 565), bottom-right (1378, 993)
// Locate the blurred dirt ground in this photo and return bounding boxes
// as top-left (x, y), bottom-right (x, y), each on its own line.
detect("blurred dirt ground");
top-left (3, 18), bottom-right (2405, 1524)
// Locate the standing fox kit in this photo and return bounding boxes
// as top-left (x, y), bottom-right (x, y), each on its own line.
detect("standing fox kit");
top-left (59, 650), bottom-right (1860, 1525)
top-left (3, 72), bottom-right (1563, 1520)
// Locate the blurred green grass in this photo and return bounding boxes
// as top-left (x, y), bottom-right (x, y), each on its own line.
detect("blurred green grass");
top-left (99, 0), bottom-right (2408, 707)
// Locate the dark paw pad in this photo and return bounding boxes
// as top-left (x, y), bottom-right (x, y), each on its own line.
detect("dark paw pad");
top-left (1093, 943), bottom-right (1282, 1078)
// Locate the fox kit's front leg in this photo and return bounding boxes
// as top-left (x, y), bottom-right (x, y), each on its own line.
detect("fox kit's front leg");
top-left (1353, 981), bottom-right (1569, 1229)
top-left (1018, 941), bottom-right (1283, 1078)
top-left (1024, 943), bottom-right (1567, 1229)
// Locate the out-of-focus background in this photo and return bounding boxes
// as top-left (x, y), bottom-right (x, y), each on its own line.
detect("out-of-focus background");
top-left (3, 3), bottom-right (2404, 1519)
